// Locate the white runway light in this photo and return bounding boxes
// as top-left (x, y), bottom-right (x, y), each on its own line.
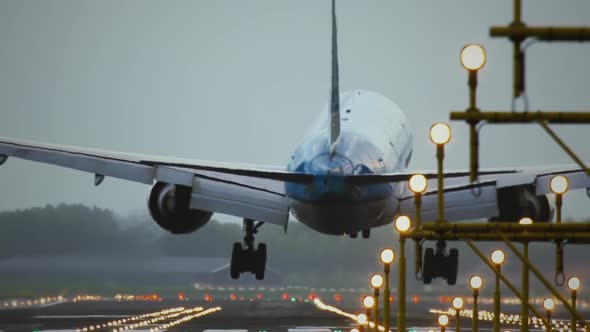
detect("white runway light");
top-left (429, 123), bottom-right (452, 145)
top-left (409, 174), bottom-right (428, 194)
top-left (460, 44), bottom-right (486, 71)
top-left (550, 175), bottom-right (569, 194)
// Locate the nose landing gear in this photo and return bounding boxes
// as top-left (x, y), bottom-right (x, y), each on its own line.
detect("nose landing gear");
top-left (230, 219), bottom-right (267, 280)
top-left (422, 240), bottom-right (458, 285)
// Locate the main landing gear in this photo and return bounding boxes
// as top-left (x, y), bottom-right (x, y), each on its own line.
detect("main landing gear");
top-left (422, 240), bottom-right (458, 285)
top-left (230, 219), bottom-right (267, 280)
top-left (348, 229), bottom-right (370, 239)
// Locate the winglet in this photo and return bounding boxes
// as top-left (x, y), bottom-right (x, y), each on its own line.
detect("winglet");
top-left (329, 0), bottom-right (341, 147)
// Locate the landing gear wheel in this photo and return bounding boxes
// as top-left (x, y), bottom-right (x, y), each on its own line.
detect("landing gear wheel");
top-left (229, 219), bottom-right (267, 280)
top-left (423, 248), bottom-right (434, 284)
top-left (230, 242), bottom-right (242, 279)
top-left (362, 229), bottom-right (370, 239)
top-left (447, 248), bottom-right (458, 285)
top-left (349, 232), bottom-right (358, 239)
top-left (255, 243), bottom-right (267, 280)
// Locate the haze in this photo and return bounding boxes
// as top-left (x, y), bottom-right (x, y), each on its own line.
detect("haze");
top-left (0, 0), bottom-right (589, 221)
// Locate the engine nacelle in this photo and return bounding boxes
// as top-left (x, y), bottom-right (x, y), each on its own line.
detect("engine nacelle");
top-left (491, 185), bottom-right (554, 222)
top-left (148, 182), bottom-right (213, 234)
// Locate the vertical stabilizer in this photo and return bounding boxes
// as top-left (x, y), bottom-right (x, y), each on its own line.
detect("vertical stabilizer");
top-left (329, 0), bottom-right (341, 147)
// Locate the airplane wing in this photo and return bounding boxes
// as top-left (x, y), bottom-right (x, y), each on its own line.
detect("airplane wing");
top-left (1, 136), bottom-right (587, 225)
top-left (398, 165), bottom-right (590, 222)
top-left (0, 137), bottom-right (292, 227)
top-left (0, 137), bottom-right (522, 186)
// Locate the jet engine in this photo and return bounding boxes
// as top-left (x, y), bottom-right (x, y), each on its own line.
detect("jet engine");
top-left (148, 182), bottom-right (213, 234)
top-left (491, 185), bottom-right (554, 222)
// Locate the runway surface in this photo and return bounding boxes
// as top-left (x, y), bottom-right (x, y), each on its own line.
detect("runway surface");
top-left (0, 299), bottom-right (444, 332)
top-left (0, 297), bottom-right (576, 332)
top-left (0, 300), bottom-right (355, 332)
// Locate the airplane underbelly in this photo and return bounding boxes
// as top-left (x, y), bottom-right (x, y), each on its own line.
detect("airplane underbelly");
top-left (290, 194), bottom-right (397, 235)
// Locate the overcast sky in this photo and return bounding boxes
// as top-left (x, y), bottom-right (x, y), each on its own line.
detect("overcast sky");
top-left (0, 0), bottom-right (589, 222)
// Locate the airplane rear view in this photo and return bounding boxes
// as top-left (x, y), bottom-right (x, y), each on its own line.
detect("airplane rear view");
top-left (0, 0), bottom-right (588, 282)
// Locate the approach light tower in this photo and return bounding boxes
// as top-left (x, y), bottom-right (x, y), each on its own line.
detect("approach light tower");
top-left (395, 215), bottom-right (412, 332)
top-left (491, 249), bottom-right (506, 332)
top-left (380, 248), bottom-right (395, 332)
top-left (459, 44), bottom-right (486, 182)
top-left (470, 275), bottom-right (483, 332)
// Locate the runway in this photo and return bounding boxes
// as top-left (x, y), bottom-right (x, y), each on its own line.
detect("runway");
top-left (0, 296), bottom-right (576, 332)
top-left (0, 300), bottom-right (359, 332)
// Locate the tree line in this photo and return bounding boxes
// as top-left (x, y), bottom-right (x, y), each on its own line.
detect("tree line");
top-left (1, 204), bottom-right (588, 285)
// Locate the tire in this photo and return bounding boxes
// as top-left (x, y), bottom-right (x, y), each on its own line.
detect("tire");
top-left (447, 249), bottom-right (459, 286)
top-left (349, 232), bottom-right (358, 239)
top-left (255, 243), bottom-right (267, 280)
top-left (230, 242), bottom-right (242, 279)
top-left (362, 229), bottom-right (370, 239)
top-left (423, 248), bottom-right (434, 284)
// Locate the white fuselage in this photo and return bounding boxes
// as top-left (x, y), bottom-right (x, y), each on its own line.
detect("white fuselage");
top-left (285, 90), bottom-right (413, 235)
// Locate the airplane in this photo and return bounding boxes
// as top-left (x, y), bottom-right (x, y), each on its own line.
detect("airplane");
top-left (0, 0), bottom-right (588, 282)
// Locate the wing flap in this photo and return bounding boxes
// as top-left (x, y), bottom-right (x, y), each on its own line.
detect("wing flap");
top-left (191, 176), bottom-right (289, 227)
top-left (154, 166), bottom-right (194, 187)
top-left (399, 181), bottom-right (498, 222)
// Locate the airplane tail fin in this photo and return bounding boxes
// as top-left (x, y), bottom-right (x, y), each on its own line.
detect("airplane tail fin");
top-left (329, 0), bottom-right (341, 147)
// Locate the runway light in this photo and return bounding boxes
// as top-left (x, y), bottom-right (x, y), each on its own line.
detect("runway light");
top-left (395, 215), bottom-right (411, 233)
top-left (357, 313), bottom-right (368, 325)
top-left (363, 296), bottom-right (375, 309)
top-left (470, 275), bottom-right (483, 290)
top-left (568, 276), bottom-right (581, 291)
top-left (460, 44), bottom-right (486, 71)
top-left (429, 123), bottom-right (452, 145)
top-left (409, 174), bottom-right (428, 193)
top-left (452, 297), bottom-right (464, 310)
top-left (312, 298), bottom-right (359, 324)
top-left (543, 298), bottom-right (555, 311)
top-left (438, 314), bottom-right (449, 326)
top-left (550, 175), bottom-right (569, 194)
top-left (519, 217), bottom-right (533, 225)
top-left (491, 249), bottom-right (506, 265)
top-left (380, 248), bottom-right (395, 264)
top-left (370, 274), bottom-right (384, 289)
